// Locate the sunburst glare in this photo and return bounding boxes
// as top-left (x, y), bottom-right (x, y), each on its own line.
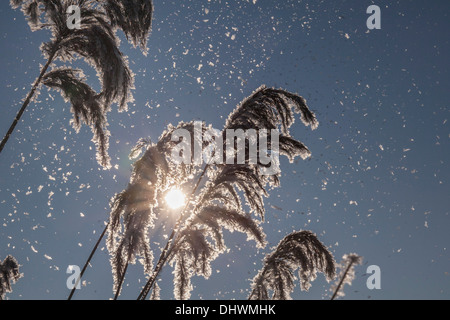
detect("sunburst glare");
top-left (164, 188), bottom-right (186, 209)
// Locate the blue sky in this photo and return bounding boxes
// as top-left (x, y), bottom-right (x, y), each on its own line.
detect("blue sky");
top-left (0, 0), bottom-right (449, 300)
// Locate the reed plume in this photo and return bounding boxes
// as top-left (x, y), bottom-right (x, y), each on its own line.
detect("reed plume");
top-left (2, 0), bottom-right (153, 168)
top-left (330, 253), bottom-right (362, 300)
top-left (248, 231), bottom-right (335, 300)
top-left (135, 86), bottom-right (319, 300)
top-left (0, 255), bottom-right (23, 300)
top-left (108, 122), bottom-right (211, 297)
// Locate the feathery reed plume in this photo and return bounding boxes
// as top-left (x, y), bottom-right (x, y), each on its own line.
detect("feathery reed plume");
top-left (168, 204), bottom-right (266, 300)
top-left (108, 122), bottom-right (211, 298)
top-left (248, 231), bottom-right (335, 300)
top-left (70, 121), bottom-right (208, 299)
top-left (2, 0), bottom-right (153, 168)
top-left (107, 144), bottom-right (165, 296)
top-left (138, 86), bottom-right (319, 300)
top-left (42, 68), bottom-right (111, 167)
top-left (103, 0), bottom-right (154, 54)
top-left (0, 255), bottom-right (23, 300)
top-left (330, 253), bottom-right (362, 300)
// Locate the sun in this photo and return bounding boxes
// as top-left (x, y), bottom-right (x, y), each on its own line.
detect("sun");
top-left (164, 188), bottom-right (186, 209)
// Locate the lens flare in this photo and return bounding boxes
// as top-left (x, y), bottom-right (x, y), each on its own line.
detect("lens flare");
top-left (164, 188), bottom-right (185, 209)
